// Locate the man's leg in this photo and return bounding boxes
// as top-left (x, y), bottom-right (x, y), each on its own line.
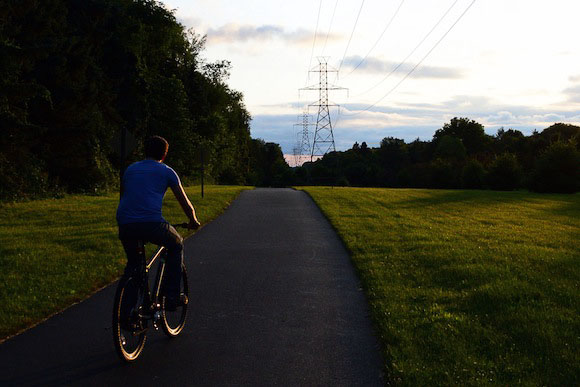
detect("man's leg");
top-left (118, 224), bottom-right (146, 328)
top-left (148, 223), bottom-right (184, 302)
top-left (119, 224), bottom-right (143, 277)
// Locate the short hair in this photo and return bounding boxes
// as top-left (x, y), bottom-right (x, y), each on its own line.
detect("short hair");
top-left (144, 136), bottom-right (169, 160)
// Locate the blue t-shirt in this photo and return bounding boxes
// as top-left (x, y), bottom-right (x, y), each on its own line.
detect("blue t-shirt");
top-left (116, 160), bottom-right (180, 225)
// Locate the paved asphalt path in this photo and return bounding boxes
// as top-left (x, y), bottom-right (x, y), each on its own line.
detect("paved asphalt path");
top-left (1, 188), bottom-right (384, 386)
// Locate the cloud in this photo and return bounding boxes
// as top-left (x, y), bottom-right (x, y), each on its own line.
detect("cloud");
top-left (249, 95), bottom-right (580, 154)
top-left (341, 56), bottom-right (463, 79)
top-left (205, 23), bottom-right (340, 45)
top-left (564, 85), bottom-right (580, 102)
top-left (175, 15), bottom-right (203, 30)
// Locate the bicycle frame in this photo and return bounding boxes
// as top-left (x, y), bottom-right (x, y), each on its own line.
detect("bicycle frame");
top-left (147, 245), bottom-right (167, 307)
top-left (136, 244), bottom-right (167, 313)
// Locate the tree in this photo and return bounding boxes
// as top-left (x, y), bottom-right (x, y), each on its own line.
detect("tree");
top-left (248, 139), bottom-right (291, 187)
top-left (461, 159), bottom-right (486, 189)
top-left (434, 117), bottom-right (489, 155)
top-left (379, 137), bottom-right (408, 186)
top-left (435, 135), bottom-right (467, 161)
top-left (430, 158), bottom-right (458, 188)
top-left (487, 153), bottom-right (521, 190)
top-left (530, 142), bottom-right (579, 193)
top-left (0, 0), bottom-right (255, 199)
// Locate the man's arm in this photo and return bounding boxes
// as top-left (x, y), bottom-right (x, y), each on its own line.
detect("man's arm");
top-left (170, 183), bottom-right (200, 229)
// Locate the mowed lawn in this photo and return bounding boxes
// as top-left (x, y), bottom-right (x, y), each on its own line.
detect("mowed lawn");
top-left (0, 185), bottom-right (250, 340)
top-left (302, 187), bottom-right (579, 385)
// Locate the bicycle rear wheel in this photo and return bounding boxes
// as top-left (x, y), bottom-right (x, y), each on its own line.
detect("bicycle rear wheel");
top-left (161, 264), bottom-right (189, 337)
top-left (112, 276), bottom-right (147, 362)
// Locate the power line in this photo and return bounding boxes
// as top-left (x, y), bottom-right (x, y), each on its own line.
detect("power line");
top-left (337, 0), bottom-right (365, 74)
top-left (343, 0), bottom-right (477, 116)
top-left (354, 0), bottom-right (461, 98)
top-left (306, 0), bottom-right (323, 85)
top-left (322, 0), bottom-right (339, 56)
top-left (342, 0), bottom-right (407, 78)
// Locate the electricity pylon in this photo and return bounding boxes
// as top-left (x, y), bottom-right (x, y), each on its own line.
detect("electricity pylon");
top-left (293, 111), bottom-right (314, 165)
top-left (300, 57), bottom-right (347, 161)
top-left (291, 145), bottom-right (300, 167)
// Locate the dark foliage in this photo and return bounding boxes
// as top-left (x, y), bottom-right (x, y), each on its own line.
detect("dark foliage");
top-left (487, 153), bottom-right (521, 191)
top-left (530, 142), bottom-right (580, 193)
top-left (0, 0), bottom-right (279, 200)
top-left (247, 139), bottom-right (292, 187)
top-left (461, 159), bottom-right (486, 189)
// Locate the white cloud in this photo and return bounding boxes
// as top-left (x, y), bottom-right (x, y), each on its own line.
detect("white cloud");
top-left (486, 111), bottom-right (517, 124)
top-left (175, 15), bottom-right (203, 30)
top-left (341, 56), bottom-right (463, 79)
top-left (205, 23), bottom-right (340, 45)
top-left (564, 85), bottom-right (580, 102)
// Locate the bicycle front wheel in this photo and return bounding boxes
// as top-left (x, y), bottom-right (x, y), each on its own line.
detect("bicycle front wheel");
top-left (161, 264), bottom-right (189, 337)
top-left (112, 275), bottom-right (147, 362)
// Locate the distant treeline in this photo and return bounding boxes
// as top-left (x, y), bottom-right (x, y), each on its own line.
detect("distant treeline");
top-left (0, 0), bottom-right (284, 200)
top-left (292, 119), bottom-right (580, 193)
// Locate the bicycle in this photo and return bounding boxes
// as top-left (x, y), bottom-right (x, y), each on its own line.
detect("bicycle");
top-left (112, 223), bottom-right (191, 362)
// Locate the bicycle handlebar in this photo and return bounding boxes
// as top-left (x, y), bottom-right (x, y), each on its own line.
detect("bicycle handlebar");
top-left (173, 222), bottom-right (201, 230)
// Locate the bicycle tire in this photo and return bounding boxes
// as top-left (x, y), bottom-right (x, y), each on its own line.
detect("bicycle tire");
top-left (161, 263), bottom-right (189, 337)
top-left (112, 275), bottom-right (147, 362)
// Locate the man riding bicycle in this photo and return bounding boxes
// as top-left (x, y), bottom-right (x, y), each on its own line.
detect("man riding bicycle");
top-left (116, 135), bottom-right (200, 311)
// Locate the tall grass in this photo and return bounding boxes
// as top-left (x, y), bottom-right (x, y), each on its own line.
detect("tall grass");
top-left (302, 187), bottom-right (579, 385)
top-left (0, 185), bottom-right (250, 340)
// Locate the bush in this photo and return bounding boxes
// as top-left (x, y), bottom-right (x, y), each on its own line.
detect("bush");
top-left (530, 142), bottom-right (579, 193)
top-left (430, 158), bottom-right (459, 188)
top-left (435, 135), bottom-right (467, 161)
top-left (398, 163), bottom-right (432, 188)
top-left (0, 151), bottom-right (51, 201)
top-left (461, 159), bottom-right (486, 189)
top-left (487, 153), bottom-right (521, 190)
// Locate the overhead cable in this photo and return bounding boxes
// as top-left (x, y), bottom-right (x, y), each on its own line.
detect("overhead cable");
top-left (322, 0), bottom-right (339, 56)
top-left (337, 0), bottom-right (365, 73)
top-left (344, 0), bottom-right (477, 116)
top-left (342, 0), bottom-right (407, 78)
top-left (354, 0), bottom-right (461, 97)
top-left (306, 0), bottom-right (323, 85)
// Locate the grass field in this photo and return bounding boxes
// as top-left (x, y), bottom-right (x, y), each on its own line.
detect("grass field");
top-left (301, 187), bottom-right (579, 385)
top-left (0, 185), bottom-right (250, 341)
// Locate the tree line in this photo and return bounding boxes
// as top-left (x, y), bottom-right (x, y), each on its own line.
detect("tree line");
top-left (0, 0), bottom-right (284, 200)
top-left (291, 119), bottom-right (579, 193)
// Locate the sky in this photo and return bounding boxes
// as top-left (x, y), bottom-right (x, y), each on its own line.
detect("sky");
top-left (160, 0), bottom-right (580, 162)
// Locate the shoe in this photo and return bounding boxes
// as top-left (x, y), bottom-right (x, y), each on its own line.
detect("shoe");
top-left (165, 293), bottom-right (188, 311)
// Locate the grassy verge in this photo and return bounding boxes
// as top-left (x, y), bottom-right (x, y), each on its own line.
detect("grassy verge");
top-left (300, 187), bottom-right (579, 385)
top-left (0, 185), bottom-right (250, 340)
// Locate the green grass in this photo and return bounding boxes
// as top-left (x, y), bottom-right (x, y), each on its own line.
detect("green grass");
top-left (300, 187), bottom-right (579, 385)
top-left (0, 185), bottom-right (250, 341)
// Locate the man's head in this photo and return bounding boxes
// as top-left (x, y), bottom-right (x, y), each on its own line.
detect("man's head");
top-left (145, 136), bottom-right (169, 161)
